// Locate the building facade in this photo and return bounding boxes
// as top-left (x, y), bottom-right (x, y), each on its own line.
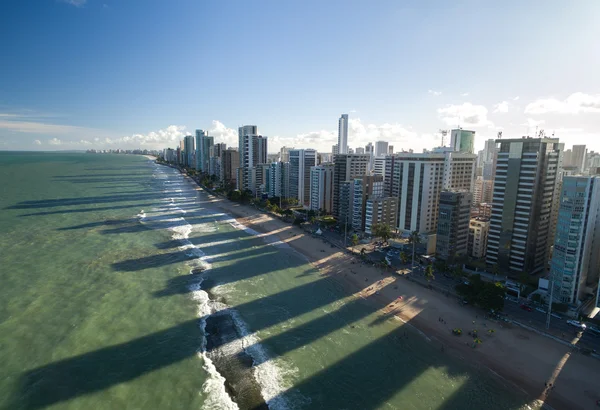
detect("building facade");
top-left (351, 175), bottom-right (383, 231)
top-left (221, 148), bottom-right (240, 186)
top-left (289, 149), bottom-right (317, 207)
top-left (184, 135), bottom-right (195, 168)
top-left (486, 137), bottom-right (563, 275)
top-left (436, 190), bottom-right (472, 263)
top-left (468, 217), bottom-right (490, 259)
top-left (375, 141), bottom-right (389, 158)
top-left (450, 128), bottom-right (475, 154)
top-left (365, 197), bottom-right (399, 235)
top-left (549, 176), bottom-right (600, 306)
top-left (383, 152), bottom-right (476, 236)
top-left (268, 161), bottom-right (291, 199)
top-left (338, 114), bottom-right (348, 154)
top-left (332, 154), bottom-right (371, 218)
top-left (309, 164), bottom-right (334, 212)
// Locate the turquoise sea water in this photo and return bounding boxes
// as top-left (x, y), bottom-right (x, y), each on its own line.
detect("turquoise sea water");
top-left (0, 152), bottom-right (536, 410)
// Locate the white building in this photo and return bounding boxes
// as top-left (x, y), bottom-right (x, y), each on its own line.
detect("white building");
top-left (289, 149), bottom-right (317, 207)
top-left (384, 151), bottom-right (476, 239)
top-left (333, 154), bottom-right (371, 217)
top-left (373, 157), bottom-right (387, 179)
top-left (309, 164), bottom-right (334, 212)
top-left (468, 217), bottom-right (490, 259)
top-left (338, 114), bottom-right (348, 154)
top-left (268, 161), bottom-right (290, 199)
top-left (375, 141), bottom-right (389, 158)
top-left (351, 176), bottom-right (383, 231)
top-left (237, 130), bottom-right (268, 192)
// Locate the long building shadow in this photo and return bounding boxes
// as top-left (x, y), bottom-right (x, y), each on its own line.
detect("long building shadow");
top-left (19, 203), bottom-right (156, 217)
top-left (250, 310), bottom-right (532, 410)
top-left (17, 319), bottom-right (201, 410)
top-left (6, 193), bottom-right (166, 210)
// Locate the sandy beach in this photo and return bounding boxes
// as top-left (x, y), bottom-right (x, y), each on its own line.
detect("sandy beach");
top-left (186, 174), bottom-right (600, 410)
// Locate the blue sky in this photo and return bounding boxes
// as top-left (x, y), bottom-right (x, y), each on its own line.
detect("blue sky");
top-left (1, 0), bottom-right (599, 153)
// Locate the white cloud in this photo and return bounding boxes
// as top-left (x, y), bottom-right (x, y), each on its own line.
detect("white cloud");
top-left (34, 139), bottom-right (42, 145)
top-left (513, 96), bottom-right (520, 101)
top-left (0, 119), bottom-right (88, 134)
top-left (521, 118), bottom-right (545, 129)
top-left (207, 120), bottom-right (237, 147)
top-left (48, 138), bottom-right (62, 145)
top-left (461, 92), bottom-right (469, 97)
top-left (108, 125), bottom-right (188, 146)
top-left (437, 102), bottom-right (493, 128)
top-left (493, 101), bottom-right (509, 113)
top-left (59, 0), bottom-right (87, 7)
top-left (428, 89), bottom-right (442, 96)
top-left (525, 92), bottom-right (600, 114)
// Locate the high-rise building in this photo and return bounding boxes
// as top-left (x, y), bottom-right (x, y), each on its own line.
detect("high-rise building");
top-left (268, 161), bottom-right (291, 199)
top-left (289, 149), bottom-right (317, 206)
top-left (309, 164), bottom-right (334, 212)
top-left (351, 175), bottom-right (384, 231)
top-left (279, 146), bottom-right (293, 163)
top-left (365, 197), bottom-right (399, 235)
top-left (384, 152), bottom-right (476, 236)
top-left (195, 129), bottom-right (207, 171)
top-left (184, 135), bottom-right (195, 168)
top-left (332, 144), bottom-right (339, 156)
top-left (375, 141), bottom-right (389, 158)
top-left (468, 217), bottom-right (490, 259)
top-left (375, 141), bottom-right (388, 157)
top-left (238, 125), bottom-right (258, 163)
top-left (436, 190), bottom-right (472, 263)
top-left (338, 114), bottom-right (349, 154)
top-left (250, 164), bottom-right (270, 198)
top-left (355, 147), bottom-right (365, 155)
top-left (221, 148), bottom-right (240, 186)
top-left (199, 134), bottom-right (214, 173)
top-left (338, 181), bottom-right (353, 226)
top-left (389, 145), bottom-right (394, 155)
top-left (373, 157), bottom-right (387, 179)
top-left (549, 176), bottom-right (600, 306)
top-left (348, 148), bottom-right (354, 154)
top-left (486, 137), bottom-right (563, 275)
top-left (333, 154), bottom-right (371, 218)
top-left (572, 145), bottom-right (587, 172)
top-left (473, 176), bottom-right (493, 205)
top-left (450, 128), bottom-right (476, 154)
top-left (238, 133), bottom-right (268, 192)
top-left (365, 142), bottom-right (374, 169)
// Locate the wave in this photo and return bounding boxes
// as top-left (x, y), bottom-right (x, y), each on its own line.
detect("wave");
top-left (146, 164), bottom-right (294, 409)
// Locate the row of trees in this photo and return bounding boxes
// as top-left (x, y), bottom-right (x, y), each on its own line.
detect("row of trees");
top-left (456, 274), bottom-right (506, 312)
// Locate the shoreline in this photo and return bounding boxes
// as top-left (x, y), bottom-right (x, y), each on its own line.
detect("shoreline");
top-left (170, 165), bottom-right (599, 410)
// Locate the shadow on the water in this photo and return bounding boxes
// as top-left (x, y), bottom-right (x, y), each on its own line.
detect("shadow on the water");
top-left (53, 173), bottom-right (146, 178)
top-left (18, 203), bottom-right (156, 217)
top-left (5, 193), bottom-right (166, 209)
top-left (17, 319), bottom-right (201, 410)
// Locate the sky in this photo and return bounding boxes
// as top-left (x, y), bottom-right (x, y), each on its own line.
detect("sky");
top-left (1, 0), bottom-right (599, 154)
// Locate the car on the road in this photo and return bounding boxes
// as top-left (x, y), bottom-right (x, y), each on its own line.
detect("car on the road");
top-left (588, 326), bottom-right (600, 336)
top-left (520, 304), bottom-right (533, 312)
top-left (566, 320), bottom-right (587, 330)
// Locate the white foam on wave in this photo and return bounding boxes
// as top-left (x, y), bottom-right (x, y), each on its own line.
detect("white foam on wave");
top-left (149, 164), bottom-right (296, 409)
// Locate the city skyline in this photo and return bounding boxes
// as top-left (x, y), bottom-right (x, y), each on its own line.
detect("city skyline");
top-left (1, 1), bottom-right (599, 153)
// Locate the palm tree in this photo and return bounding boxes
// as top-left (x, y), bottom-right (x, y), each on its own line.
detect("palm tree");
top-left (399, 251), bottom-right (408, 265)
top-left (408, 231), bottom-right (421, 272)
top-left (425, 264), bottom-right (435, 282)
top-left (351, 234), bottom-right (359, 253)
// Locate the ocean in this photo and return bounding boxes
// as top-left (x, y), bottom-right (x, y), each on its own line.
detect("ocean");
top-left (0, 152), bottom-right (537, 410)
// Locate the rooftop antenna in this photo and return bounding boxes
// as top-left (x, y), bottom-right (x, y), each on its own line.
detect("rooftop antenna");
top-left (497, 131), bottom-right (503, 139)
top-left (539, 129), bottom-right (545, 138)
top-left (439, 129), bottom-right (449, 146)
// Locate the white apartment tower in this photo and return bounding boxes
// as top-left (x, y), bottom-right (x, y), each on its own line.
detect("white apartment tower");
top-left (384, 152), bottom-right (476, 236)
top-left (338, 114), bottom-right (349, 154)
top-left (375, 141), bottom-right (389, 158)
top-left (309, 164), bottom-right (334, 213)
top-left (289, 149), bottom-right (317, 207)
